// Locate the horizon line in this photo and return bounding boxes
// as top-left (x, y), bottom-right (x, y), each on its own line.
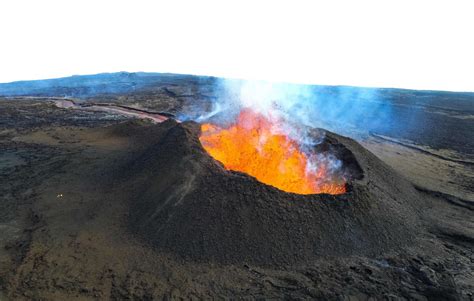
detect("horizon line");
top-left (1, 71), bottom-right (474, 95)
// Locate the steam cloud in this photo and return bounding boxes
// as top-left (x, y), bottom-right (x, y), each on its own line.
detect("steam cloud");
top-left (193, 78), bottom-right (391, 142)
top-left (190, 78), bottom-right (390, 186)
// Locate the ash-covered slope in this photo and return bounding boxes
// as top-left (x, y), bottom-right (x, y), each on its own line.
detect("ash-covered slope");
top-left (124, 120), bottom-right (423, 266)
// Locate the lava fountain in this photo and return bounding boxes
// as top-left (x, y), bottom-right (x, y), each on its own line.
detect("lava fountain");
top-left (199, 109), bottom-right (346, 195)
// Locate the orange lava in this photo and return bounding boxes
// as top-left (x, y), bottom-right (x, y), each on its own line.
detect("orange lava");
top-left (199, 109), bottom-right (346, 195)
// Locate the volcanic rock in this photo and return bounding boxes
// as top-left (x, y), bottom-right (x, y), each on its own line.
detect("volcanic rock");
top-left (126, 119), bottom-right (423, 266)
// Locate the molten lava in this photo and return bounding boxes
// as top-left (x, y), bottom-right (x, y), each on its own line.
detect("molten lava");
top-left (199, 109), bottom-right (346, 195)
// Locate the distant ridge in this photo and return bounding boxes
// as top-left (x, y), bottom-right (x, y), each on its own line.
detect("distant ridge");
top-left (0, 72), bottom-right (209, 98)
top-left (1, 71), bottom-right (474, 100)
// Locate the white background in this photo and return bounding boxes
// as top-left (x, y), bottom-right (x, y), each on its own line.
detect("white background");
top-left (0, 0), bottom-right (473, 91)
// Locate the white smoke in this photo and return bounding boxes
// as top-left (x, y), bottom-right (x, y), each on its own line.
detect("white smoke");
top-left (194, 79), bottom-right (346, 184)
top-left (196, 77), bottom-right (388, 141)
top-left (187, 77), bottom-right (393, 188)
top-left (198, 78), bottom-right (327, 147)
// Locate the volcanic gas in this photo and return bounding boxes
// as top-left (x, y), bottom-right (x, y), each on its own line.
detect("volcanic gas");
top-left (199, 109), bottom-right (346, 195)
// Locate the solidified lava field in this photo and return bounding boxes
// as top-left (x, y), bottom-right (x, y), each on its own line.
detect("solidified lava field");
top-left (0, 73), bottom-right (473, 300)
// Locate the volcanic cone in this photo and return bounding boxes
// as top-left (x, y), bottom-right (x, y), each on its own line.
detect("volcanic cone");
top-left (126, 120), bottom-right (422, 266)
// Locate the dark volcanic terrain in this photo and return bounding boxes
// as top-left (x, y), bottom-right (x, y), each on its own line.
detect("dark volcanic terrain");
top-left (0, 73), bottom-right (473, 300)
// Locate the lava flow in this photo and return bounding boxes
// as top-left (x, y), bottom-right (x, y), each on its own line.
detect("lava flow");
top-left (199, 109), bottom-right (346, 195)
